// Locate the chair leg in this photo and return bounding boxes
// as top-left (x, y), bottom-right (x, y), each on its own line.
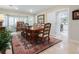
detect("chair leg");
top-left (48, 37), bottom-right (50, 43)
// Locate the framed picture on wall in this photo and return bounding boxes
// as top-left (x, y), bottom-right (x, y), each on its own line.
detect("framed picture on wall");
top-left (37, 14), bottom-right (45, 24)
top-left (72, 10), bottom-right (79, 20)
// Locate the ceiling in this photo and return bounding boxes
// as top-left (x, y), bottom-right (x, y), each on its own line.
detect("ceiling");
top-left (0, 5), bottom-right (52, 15)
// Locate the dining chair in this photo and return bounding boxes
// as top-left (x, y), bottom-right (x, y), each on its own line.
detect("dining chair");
top-left (25, 23), bottom-right (29, 27)
top-left (16, 21), bottom-right (24, 31)
top-left (38, 23), bottom-right (51, 43)
top-left (21, 23), bottom-right (30, 41)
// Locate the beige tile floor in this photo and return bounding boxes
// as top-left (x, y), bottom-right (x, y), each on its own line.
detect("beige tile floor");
top-left (40, 32), bottom-right (79, 54)
top-left (6, 32), bottom-right (79, 54)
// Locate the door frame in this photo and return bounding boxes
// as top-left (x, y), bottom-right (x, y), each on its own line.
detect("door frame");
top-left (54, 8), bottom-right (69, 36)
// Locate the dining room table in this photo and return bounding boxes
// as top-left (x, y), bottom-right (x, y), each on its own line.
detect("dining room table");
top-left (21, 25), bottom-right (44, 44)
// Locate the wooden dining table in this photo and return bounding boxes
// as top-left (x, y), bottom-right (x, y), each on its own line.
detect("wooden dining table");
top-left (22, 25), bottom-right (44, 44)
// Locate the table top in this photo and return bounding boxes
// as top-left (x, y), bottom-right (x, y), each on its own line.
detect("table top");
top-left (21, 25), bottom-right (44, 32)
top-left (29, 25), bottom-right (44, 30)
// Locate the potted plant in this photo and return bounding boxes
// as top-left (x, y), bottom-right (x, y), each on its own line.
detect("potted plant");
top-left (0, 29), bottom-right (12, 54)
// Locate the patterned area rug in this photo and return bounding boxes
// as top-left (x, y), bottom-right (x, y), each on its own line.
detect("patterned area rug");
top-left (12, 34), bottom-right (61, 54)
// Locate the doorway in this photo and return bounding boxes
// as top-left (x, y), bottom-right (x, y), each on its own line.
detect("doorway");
top-left (55, 9), bottom-right (69, 40)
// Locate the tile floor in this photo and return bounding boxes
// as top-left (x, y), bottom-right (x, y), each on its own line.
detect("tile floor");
top-left (6, 32), bottom-right (79, 54)
top-left (40, 32), bottom-right (79, 54)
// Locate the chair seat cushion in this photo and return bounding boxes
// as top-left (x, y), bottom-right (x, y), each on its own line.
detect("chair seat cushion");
top-left (38, 34), bottom-right (48, 37)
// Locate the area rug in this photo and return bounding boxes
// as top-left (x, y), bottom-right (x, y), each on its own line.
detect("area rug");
top-left (12, 34), bottom-right (61, 54)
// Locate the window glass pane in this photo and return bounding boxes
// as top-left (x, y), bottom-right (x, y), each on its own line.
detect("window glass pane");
top-left (0, 14), bottom-right (33, 32)
top-left (28, 16), bottom-right (34, 26)
top-left (9, 17), bottom-right (14, 26)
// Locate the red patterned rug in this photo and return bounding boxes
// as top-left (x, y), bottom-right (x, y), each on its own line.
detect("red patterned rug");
top-left (12, 34), bottom-right (61, 54)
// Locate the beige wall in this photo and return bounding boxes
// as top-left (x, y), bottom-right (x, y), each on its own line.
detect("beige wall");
top-left (36, 5), bottom-right (79, 42)
top-left (69, 6), bottom-right (79, 42)
top-left (35, 5), bottom-right (69, 23)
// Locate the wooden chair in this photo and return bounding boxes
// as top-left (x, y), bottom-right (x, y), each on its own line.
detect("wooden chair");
top-left (38, 23), bottom-right (51, 43)
top-left (16, 21), bottom-right (24, 31)
top-left (25, 23), bottom-right (29, 27)
top-left (21, 23), bottom-right (30, 40)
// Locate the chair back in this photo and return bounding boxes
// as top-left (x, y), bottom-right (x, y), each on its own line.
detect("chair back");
top-left (17, 21), bottom-right (24, 27)
top-left (42, 23), bottom-right (51, 38)
top-left (16, 21), bottom-right (24, 31)
top-left (25, 23), bottom-right (29, 26)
